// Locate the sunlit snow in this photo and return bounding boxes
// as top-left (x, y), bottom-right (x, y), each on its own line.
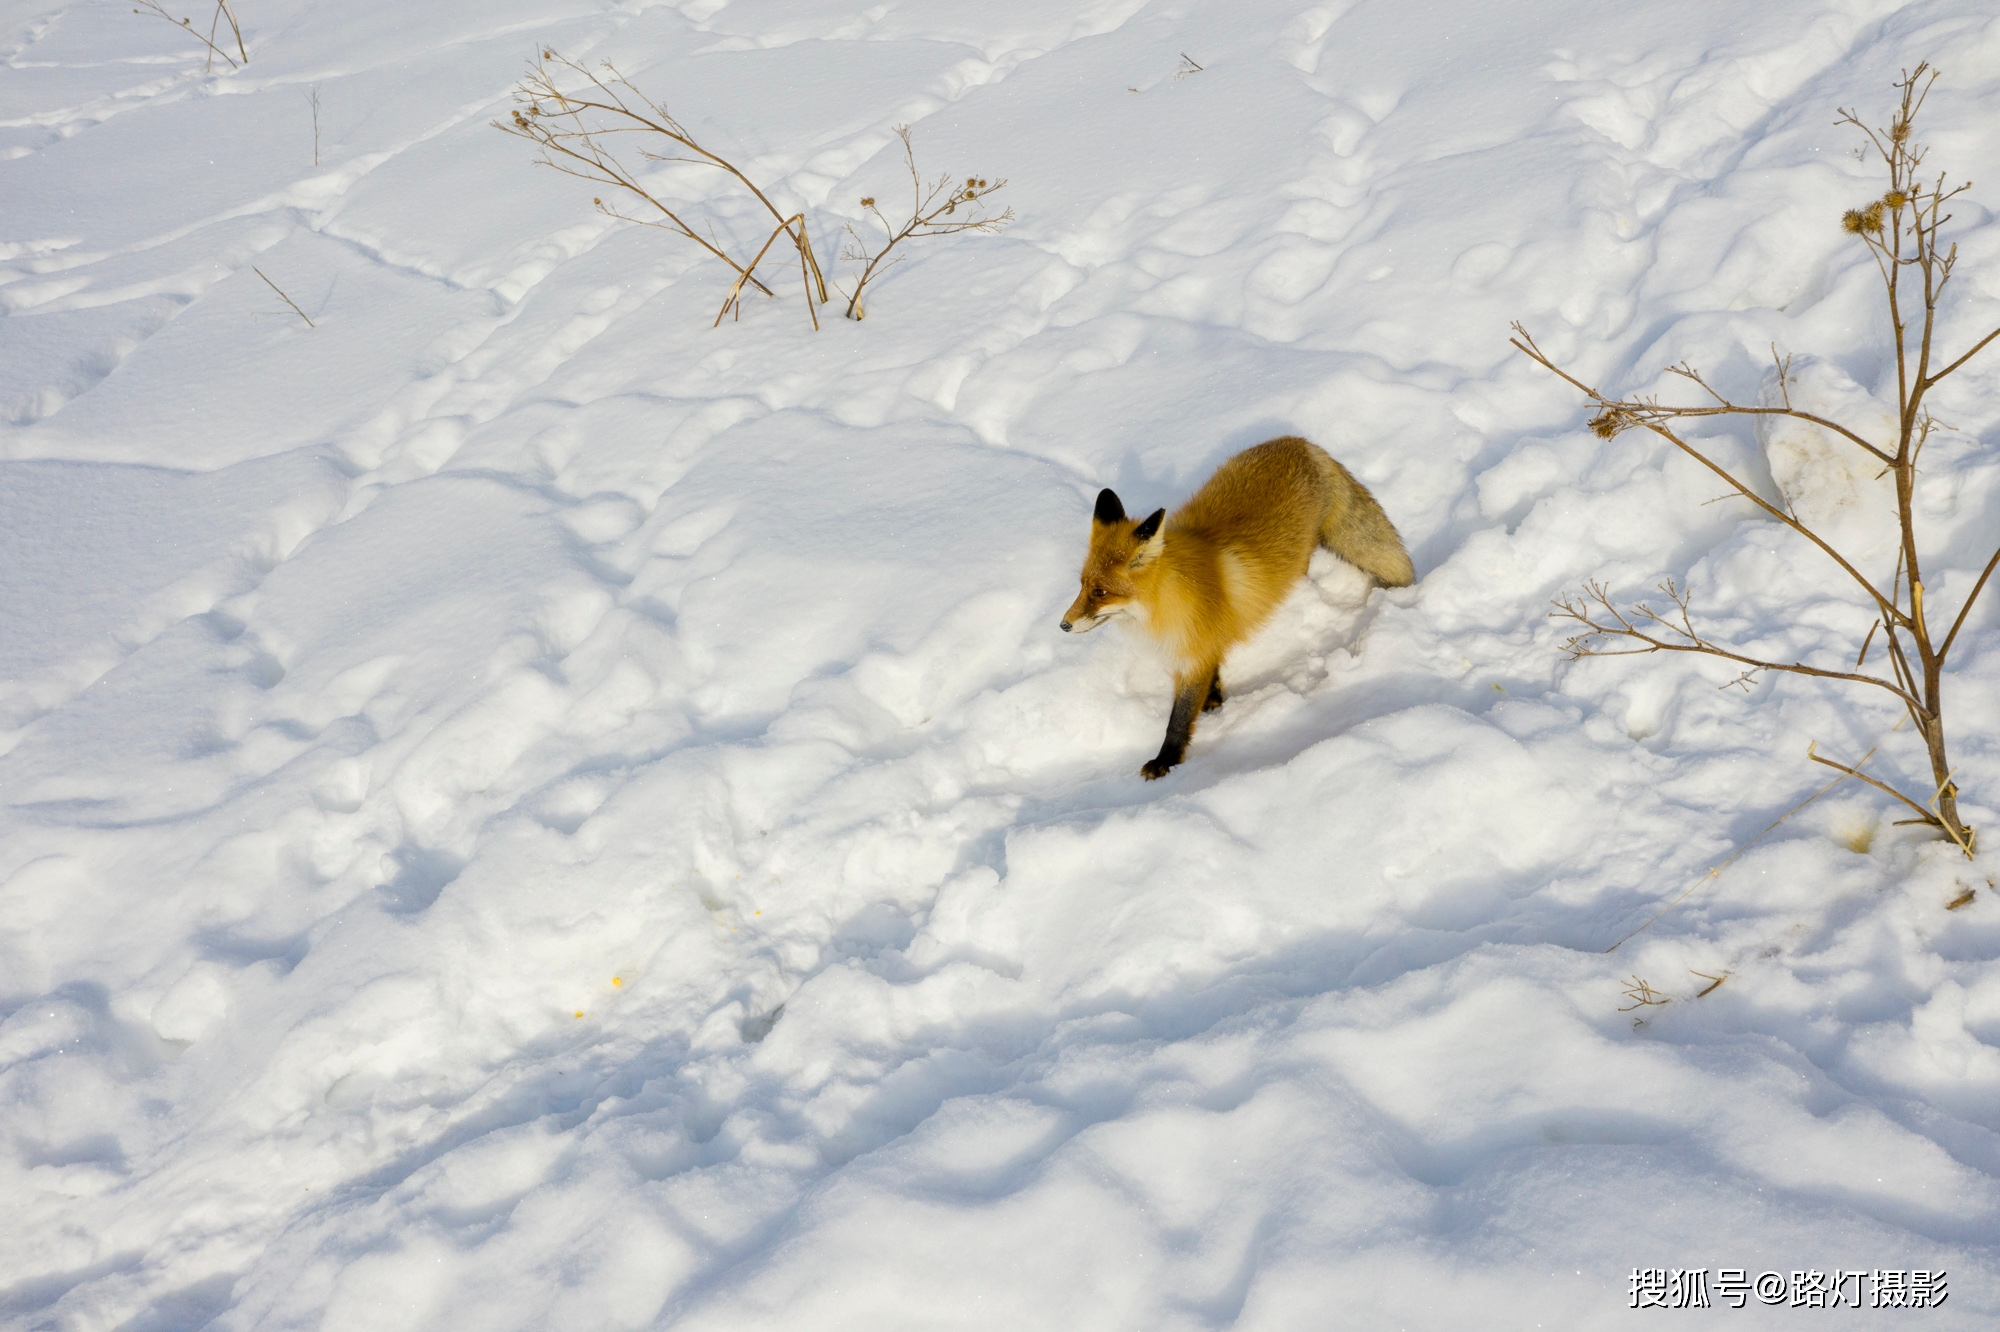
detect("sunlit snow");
top-left (4, 0), bottom-right (2000, 1328)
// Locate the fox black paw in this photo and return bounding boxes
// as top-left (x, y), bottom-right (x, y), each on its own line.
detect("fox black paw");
top-left (1140, 758), bottom-right (1175, 780)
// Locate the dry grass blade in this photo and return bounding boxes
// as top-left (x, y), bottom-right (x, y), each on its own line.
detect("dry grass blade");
top-left (1618, 976), bottom-right (1670, 1012)
top-left (716, 215), bottom-right (820, 329)
top-left (253, 267), bottom-right (313, 328)
top-left (132, 0), bottom-right (245, 71)
top-left (212, 0), bottom-right (246, 67)
top-left (1691, 970), bottom-right (1728, 998)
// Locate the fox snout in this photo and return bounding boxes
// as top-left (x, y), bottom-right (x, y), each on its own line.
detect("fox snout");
top-left (1059, 613), bottom-right (1104, 633)
top-left (1060, 590), bottom-right (1112, 633)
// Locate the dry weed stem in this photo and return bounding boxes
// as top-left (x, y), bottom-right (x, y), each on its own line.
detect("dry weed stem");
top-left (839, 125), bottom-right (1011, 320)
top-left (1515, 64), bottom-right (2000, 855)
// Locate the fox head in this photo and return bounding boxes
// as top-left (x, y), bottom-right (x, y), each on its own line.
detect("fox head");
top-left (1060, 488), bottom-right (1165, 632)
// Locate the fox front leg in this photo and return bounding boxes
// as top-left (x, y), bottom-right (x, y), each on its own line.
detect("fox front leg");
top-left (1203, 674), bottom-right (1224, 713)
top-left (1141, 667), bottom-right (1217, 780)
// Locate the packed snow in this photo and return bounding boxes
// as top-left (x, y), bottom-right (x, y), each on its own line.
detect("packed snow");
top-left (5, 0), bottom-right (2000, 1327)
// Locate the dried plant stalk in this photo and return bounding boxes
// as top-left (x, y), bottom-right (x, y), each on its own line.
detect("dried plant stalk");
top-left (839, 125), bottom-right (1012, 321)
top-left (1514, 64), bottom-right (2000, 856)
top-left (1619, 976), bottom-right (1670, 1011)
top-left (133, 0), bottom-right (246, 71)
top-left (252, 266), bottom-right (313, 327)
top-left (496, 50), bottom-right (829, 328)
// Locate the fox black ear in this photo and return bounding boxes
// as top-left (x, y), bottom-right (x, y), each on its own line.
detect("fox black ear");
top-left (1093, 488), bottom-right (1126, 525)
top-left (1131, 508), bottom-right (1165, 541)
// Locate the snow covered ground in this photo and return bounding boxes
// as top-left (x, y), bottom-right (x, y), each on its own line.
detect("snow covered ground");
top-left (6, 0), bottom-right (2000, 1326)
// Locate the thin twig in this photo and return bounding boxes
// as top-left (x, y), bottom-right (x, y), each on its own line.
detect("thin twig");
top-left (841, 124), bottom-right (1010, 320)
top-left (1807, 743), bottom-right (1933, 824)
top-left (1551, 579), bottom-right (1913, 707)
top-left (497, 52), bottom-right (805, 308)
top-left (1512, 328), bottom-right (1906, 625)
top-left (1925, 323), bottom-right (2000, 385)
top-left (222, 0), bottom-right (246, 64)
top-left (716, 214), bottom-right (815, 327)
top-left (1925, 766), bottom-right (1976, 857)
top-left (1618, 976), bottom-right (1670, 1011)
top-left (307, 84), bottom-right (321, 166)
top-left (253, 267), bottom-right (313, 327)
top-left (1939, 541), bottom-right (2000, 659)
top-left (209, 0), bottom-right (246, 68)
top-left (131, 0), bottom-right (241, 70)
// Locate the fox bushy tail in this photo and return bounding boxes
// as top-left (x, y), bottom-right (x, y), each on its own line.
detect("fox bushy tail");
top-left (1311, 449), bottom-right (1414, 587)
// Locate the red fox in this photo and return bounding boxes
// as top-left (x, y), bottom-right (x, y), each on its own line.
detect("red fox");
top-left (1061, 436), bottom-right (1414, 779)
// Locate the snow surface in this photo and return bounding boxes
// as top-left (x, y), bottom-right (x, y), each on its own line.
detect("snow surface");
top-left (6, 0), bottom-right (2000, 1327)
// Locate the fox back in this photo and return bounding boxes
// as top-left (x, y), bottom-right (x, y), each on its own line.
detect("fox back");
top-left (1061, 435), bottom-right (1412, 778)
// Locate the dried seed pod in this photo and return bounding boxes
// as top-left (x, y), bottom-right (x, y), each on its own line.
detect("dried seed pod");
top-left (1841, 202), bottom-right (1885, 235)
top-left (1589, 407), bottom-right (1633, 440)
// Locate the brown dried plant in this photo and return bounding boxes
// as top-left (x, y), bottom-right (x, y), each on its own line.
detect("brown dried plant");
top-left (837, 125), bottom-right (1012, 320)
top-left (252, 266), bottom-right (312, 328)
top-left (1618, 976), bottom-right (1671, 1012)
top-left (495, 50), bottom-right (830, 329)
top-left (133, 0), bottom-right (247, 71)
top-left (1514, 64), bottom-right (2000, 857)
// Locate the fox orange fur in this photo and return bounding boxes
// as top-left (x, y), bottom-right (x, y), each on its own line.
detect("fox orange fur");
top-left (1061, 436), bottom-right (1414, 779)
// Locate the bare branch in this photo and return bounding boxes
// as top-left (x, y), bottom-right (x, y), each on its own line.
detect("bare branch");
top-left (1808, 743), bottom-right (1939, 827)
top-left (1551, 579), bottom-right (1915, 706)
top-left (841, 125), bottom-right (1011, 320)
top-left (495, 50), bottom-right (837, 320)
top-left (1925, 323), bottom-right (2000, 385)
top-left (1771, 344), bottom-right (1794, 408)
top-left (1666, 361), bottom-right (1730, 407)
top-left (1512, 328), bottom-right (1905, 625)
top-left (1939, 541), bottom-right (2000, 659)
top-left (1513, 71), bottom-right (1990, 859)
top-left (1510, 329), bottom-right (1892, 462)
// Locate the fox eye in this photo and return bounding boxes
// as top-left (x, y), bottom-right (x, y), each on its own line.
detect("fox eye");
top-left (1091, 587), bottom-right (1107, 598)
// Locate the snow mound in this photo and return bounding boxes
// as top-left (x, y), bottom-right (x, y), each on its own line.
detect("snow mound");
top-left (4, 0), bottom-right (2000, 1328)
top-left (1757, 354), bottom-right (1900, 554)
